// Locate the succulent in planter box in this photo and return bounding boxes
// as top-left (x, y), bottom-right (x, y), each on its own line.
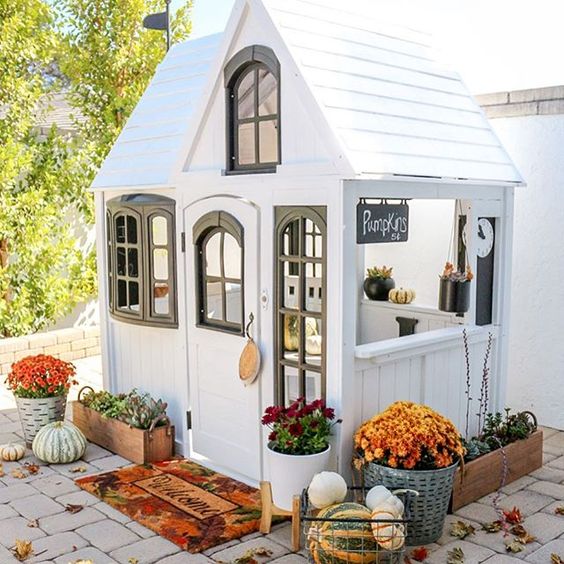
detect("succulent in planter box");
top-left (364, 265), bottom-right (395, 301)
top-left (119, 391), bottom-right (169, 430)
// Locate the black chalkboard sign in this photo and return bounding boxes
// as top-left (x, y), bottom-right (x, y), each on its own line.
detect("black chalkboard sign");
top-left (357, 200), bottom-right (409, 244)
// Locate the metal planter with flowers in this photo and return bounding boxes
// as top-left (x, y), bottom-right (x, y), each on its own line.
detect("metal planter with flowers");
top-left (354, 401), bottom-right (465, 545)
top-left (5, 354), bottom-right (77, 446)
top-left (262, 397), bottom-right (341, 511)
top-left (438, 261), bottom-right (473, 313)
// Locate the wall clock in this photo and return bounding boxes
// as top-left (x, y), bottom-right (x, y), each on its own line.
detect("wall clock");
top-left (476, 217), bottom-right (494, 258)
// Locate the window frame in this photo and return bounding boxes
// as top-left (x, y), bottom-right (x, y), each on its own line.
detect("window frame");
top-left (193, 211), bottom-right (245, 335)
top-left (106, 195), bottom-right (178, 329)
top-left (274, 206), bottom-right (327, 406)
top-left (224, 45), bottom-right (281, 175)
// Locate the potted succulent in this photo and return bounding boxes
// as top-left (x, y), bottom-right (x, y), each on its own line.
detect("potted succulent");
top-left (73, 387), bottom-right (174, 464)
top-left (5, 354), bottom-right (77, 446)
top-left (363, 265), bottom-right (395, 301)
top-left (438, 261), bottom-right (473, 313)
top-left (354, 401), bottom-right (465, 545)
top-left (262, 397), bottom-right (341, 511)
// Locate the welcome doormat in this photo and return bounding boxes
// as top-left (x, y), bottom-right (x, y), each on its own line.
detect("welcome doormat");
top-left (76, 459), bottom-right (275, 553)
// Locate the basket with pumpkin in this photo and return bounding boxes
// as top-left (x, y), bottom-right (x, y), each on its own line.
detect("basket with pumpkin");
top-left (303, 470), bottom-right (416, 564)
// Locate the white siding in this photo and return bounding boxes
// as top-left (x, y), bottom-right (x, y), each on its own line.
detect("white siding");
top-left (354, 327), bottom-right (498, 441)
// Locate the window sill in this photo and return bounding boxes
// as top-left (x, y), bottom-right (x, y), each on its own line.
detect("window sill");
top-left (224, 166), bottom-right (277, 176)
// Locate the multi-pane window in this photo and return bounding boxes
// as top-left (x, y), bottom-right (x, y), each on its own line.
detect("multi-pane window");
top-left (225, 46), bottom-right (280, 173)
top-left (275, 207), bottom-right (327, 406)
top-left (106, 195), bottom-right (177, 328)
top-left (193, 211), bottom-right (244, 334)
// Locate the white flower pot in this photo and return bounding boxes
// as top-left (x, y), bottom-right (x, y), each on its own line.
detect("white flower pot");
top-left (267, 445), bottom-right (331, 511)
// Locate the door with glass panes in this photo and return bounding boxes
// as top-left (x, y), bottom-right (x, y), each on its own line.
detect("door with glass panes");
top-left (275, 207), bottom-right (326, 406)
top-left (184, 197), bottom-right (261, 482)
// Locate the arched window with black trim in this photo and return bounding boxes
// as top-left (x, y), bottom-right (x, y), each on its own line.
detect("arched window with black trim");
top-left (193, 211), bottom-right (244, 334)
top-left (225, 45), bottom-right (280, 173)
top-left (106, 194), bottom-right (177, 328)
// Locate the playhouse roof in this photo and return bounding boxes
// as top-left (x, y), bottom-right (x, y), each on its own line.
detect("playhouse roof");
top-left (92, 0), bottom-right (522, 190)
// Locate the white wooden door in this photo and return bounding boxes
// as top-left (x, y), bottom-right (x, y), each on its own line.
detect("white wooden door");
top-left (184, 197), bottom-right (261, 482)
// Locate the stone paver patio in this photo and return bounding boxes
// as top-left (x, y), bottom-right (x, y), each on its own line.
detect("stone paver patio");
top-left (1, 360), bottom-right (563, 563)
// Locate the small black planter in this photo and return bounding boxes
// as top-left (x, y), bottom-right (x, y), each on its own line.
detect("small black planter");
top-left (438, 278), bottom-right (470, 313)
top-left (364, 277), bottom-right (395, 301)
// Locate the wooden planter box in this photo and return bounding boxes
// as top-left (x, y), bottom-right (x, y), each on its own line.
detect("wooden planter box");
top-left (72, 401), bottom-right (175, 464)
top-left (451, 430), bottom-right (543, 511)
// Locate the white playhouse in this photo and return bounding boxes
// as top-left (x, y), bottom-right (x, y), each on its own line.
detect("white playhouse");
top-left (92, 0), bottom-right (523, 484)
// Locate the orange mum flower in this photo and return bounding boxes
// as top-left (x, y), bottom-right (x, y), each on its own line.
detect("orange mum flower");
top-left (354, 401), bottom-right (465, 470)
top-left (5, 354), bottom-right (77, 399)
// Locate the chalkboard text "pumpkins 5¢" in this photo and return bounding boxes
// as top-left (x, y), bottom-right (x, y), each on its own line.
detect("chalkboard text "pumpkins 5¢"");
top-left (357, 201), bottom-right (409, 244)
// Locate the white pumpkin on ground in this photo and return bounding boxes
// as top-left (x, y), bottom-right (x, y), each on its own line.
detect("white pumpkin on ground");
top-left (365, 485), bottom-right (404, 516)
top-left (0, 443), bottom-right (26, 461)
top-left (32, 421), bottom-right (87, 464)
top-left (308, 471), bottom-right (348, 509)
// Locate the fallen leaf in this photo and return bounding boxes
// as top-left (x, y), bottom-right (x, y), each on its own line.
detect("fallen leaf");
top-left (65, 504), bottom-right (84, 514)
top-left (218, 547), bottom-right (274, 564)
top-left (410, 547), bottom-right (429, 562)
top-left (482, 520), bottom-right (503, 533)
top-left (555, 507), bottom-right (564, 516)
top-left (11, 539), bottom-right (33, 561)
top-left (69, 465), bottom-right (87, 473)
top-left (73, 560), bottom-right (95, 564)
top-left (26, 519), bottom-right (38, 528)
top-left (11, 468), bottom-right (27, 480)
top-left (505, 539), bottom-right (524, 553)
top-left (517, 533), bottom-right (536, 545)
top-left (128, 559), bottom-right (139, 564)
top-left (450, 520), bottom-right (476, 539)
top-left (447, 546), bottom-right (465, 564)
top-left (551, 554), bottom-right (564, 564)
top-left (503, 507), bottom-right (523, 524)
top-left (22, 462), bottom-right (39, 475)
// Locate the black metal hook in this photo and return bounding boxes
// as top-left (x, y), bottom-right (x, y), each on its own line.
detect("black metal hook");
top-left (245, 313), bottom-right (254, 340)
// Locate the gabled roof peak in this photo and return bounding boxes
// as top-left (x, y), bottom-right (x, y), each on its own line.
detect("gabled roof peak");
top-left (92, 0), bottom-right (522, 190)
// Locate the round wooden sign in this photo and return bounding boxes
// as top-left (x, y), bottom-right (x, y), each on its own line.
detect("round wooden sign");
top-left (239, 339), bottom-right (261, 385)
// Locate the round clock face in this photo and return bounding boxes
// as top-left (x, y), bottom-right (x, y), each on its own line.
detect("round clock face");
top-left (477, 218), bottom-right (494, 258)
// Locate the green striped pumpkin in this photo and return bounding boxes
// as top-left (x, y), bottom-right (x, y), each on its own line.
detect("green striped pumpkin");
top-left (32, 421), bottom-right (87, 464)
top-left (308, 502), bottom-right (379, 564)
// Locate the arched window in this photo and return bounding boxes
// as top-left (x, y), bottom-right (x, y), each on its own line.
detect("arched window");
top-left (193, 211), bottom-right (244, 333)
top-left (225, 45), bottom-right (280, 173)
top-left (275, 207), bottom-right (327, 405)
top-left (106, 194), bottom-right (177, 328)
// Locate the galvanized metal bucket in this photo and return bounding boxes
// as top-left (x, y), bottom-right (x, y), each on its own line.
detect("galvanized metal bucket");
top-left (363, 461), bottom-right (458, 546)
top-left (15, 395), bottom-right (67, 447)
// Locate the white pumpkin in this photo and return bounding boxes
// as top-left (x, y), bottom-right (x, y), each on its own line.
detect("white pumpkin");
top-left (370, 509), bottom-right (406, 551)
top-left (0, 443), bottom-right (26, 461)
top-left (365, 485), bottom-right (404, 517)
top-left (308, 471), bottom-right (348, 509)
top-left (306, 335), bottom-right (322, 356)
top-left (32, 421), bottom-right (87, 464)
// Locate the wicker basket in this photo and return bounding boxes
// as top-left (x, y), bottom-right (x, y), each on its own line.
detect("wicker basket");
top-left (362, 461), bottom-right (458, 546)
top-left (16, 395), bottom-right (67, 446)
top-left (302, 486), bottom-right (416, 563)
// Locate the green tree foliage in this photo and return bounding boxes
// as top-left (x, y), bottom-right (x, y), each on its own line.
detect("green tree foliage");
top-left (55, 0), bottom-right (192, 159)
top-left (0, 0), bottom-right (95, 337)
top-left (0, 0), bottom-right (192, 337)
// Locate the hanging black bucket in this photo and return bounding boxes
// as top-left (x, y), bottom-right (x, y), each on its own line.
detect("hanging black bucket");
top-left (438, 278), bottom-right (470, 313)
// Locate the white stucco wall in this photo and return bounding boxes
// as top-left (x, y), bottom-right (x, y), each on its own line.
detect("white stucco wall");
top-left (489, 114), bottom-right (564, 430)
top-left (363, 199), bottom-right (454, 307)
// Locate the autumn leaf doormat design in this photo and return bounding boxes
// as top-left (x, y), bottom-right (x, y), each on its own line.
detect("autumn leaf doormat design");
top-left (76, 459), bottom-right (277, 553)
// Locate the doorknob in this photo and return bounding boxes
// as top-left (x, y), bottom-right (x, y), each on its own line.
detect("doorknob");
top-left (260, 289), bottom-right (269, 310)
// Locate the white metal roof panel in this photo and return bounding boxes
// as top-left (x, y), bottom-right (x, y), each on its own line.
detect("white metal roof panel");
top-left (92, 33), bottom-right (223, 189)
top-left (264, 0), bottom-right (522, 183)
